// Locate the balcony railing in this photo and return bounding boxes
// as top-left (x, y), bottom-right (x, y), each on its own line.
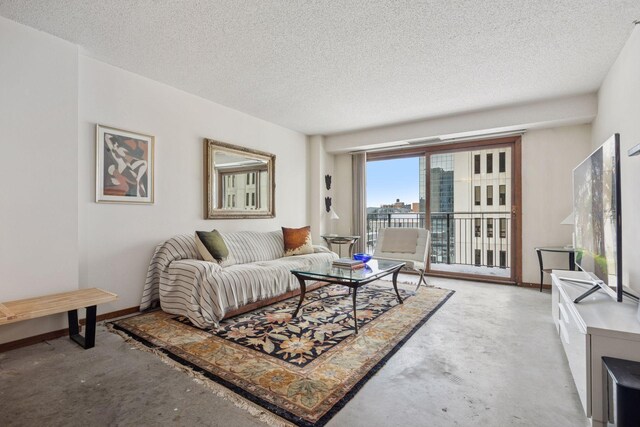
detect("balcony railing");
top-left (366, 212), bottom-right (511, 270)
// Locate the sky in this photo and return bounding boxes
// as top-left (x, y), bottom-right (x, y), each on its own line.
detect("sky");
top-left (366, 157), bottom-right (420, 208)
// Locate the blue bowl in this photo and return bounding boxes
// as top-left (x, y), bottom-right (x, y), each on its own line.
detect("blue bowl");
top-left (353, 253), bottom-right (372, 263)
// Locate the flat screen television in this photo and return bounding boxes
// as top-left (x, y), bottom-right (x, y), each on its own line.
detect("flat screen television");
top-left (571, 133), bottom-right (623, 302)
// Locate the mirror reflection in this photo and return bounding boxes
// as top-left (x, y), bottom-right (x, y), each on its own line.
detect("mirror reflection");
top-left (215, 152), bottom-right (268, 210)
top-left (204, 139), bottom-right (275, 219)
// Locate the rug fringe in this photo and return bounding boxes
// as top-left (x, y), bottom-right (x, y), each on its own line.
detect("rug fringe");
top-left (107, 324), bottom-right (294, 427)
top-left (378, 278), bottom-right (438, 288)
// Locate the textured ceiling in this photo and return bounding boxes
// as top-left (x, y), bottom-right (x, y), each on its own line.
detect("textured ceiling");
top-left (1, 1), bottom-right (639, 135)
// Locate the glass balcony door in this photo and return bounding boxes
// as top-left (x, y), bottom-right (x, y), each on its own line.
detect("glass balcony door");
top-left (365, 156), bottom-right (426, 254)
top-left (365, 138), bottom-right (521, 284)
top-left (428, 147), bottom-right (514, 280)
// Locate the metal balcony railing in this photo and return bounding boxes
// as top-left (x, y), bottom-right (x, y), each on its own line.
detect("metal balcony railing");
top-left (366, 212), bottom-right (511, 269)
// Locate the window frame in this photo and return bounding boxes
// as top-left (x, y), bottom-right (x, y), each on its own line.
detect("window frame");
top-left (499, 185), bottom-right (506, 205)
top-left (499, 152), bottom-right (506, 173)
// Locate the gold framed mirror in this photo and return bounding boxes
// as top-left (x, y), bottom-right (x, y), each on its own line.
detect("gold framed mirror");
top-left (204, 139), bottom-right (275, 219)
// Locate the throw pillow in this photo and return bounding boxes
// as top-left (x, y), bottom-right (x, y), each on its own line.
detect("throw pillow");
top-left (195, 230), bottom-right (229, 263)
top-left (282, 226), bottom-right (313, 256)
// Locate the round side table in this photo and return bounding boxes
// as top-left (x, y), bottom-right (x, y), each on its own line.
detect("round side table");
top-left (321, 235), bottom-right (360, 258)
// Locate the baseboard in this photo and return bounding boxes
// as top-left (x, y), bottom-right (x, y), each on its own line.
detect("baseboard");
top-left (0, 306), bottom-right (140, 353)
top-left (79, 306), bottom-right (140, 325)
top-left (426, 270), bottom-right (517, 286)
top-left (520, 282), bottom-right (551, 290)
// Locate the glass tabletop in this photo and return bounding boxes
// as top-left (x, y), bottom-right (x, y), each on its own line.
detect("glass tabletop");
top-left (291, 259), bottom-right (405, 282)
top-left (321, 235), bottom-right (360, 243)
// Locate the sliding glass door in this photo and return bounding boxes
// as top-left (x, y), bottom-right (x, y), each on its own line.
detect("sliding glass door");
top-left (365, 137), bottom-right (521, 283)
top-left (428, 146), bottom-right (514, 280)
top-left (365, 156), bottom-right (426, 252)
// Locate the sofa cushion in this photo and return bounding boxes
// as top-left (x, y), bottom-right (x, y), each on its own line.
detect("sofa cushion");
top-left (220, 230), bottom-right (285, 267)
top-left (195, 230), bottom-right (229, 262)
top-left (282, 226), bottom-right (313, 256)
top-left (380, 228), bottom-right (419, 253)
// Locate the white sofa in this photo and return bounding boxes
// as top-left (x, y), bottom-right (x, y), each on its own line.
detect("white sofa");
top-left (140, 230), bottom-right (337, 328)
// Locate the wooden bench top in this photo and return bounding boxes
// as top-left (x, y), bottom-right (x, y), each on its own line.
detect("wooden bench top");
top-left (0, 288), bottom-right (117, 326)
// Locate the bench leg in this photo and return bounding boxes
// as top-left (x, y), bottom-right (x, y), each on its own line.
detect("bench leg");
top-left (67, 305), bottom-right (97, 349)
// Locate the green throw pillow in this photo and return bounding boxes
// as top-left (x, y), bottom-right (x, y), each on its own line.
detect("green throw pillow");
top-left (195, 230), bottom-right (229, 263)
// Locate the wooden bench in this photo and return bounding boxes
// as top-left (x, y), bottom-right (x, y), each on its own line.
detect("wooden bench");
top-left (0, 288), bottom-right (118, 349)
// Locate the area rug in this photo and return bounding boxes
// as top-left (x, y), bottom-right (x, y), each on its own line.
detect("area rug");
top-left (111, 283), bottom-right (453, 427)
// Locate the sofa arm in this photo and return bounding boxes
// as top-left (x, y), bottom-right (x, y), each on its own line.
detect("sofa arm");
top-left (313, 245), bottom-right (332, 254)
top-left (171, 259), bottom-right (224, 273)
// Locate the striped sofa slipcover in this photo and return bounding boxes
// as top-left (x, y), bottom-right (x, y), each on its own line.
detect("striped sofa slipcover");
top-left (140, 230), bottom-right (338, 328)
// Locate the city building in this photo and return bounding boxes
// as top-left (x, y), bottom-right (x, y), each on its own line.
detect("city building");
top-left (449, 148), bottom-right (512, 275)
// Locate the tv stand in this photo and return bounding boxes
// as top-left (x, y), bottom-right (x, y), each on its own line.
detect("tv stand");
top-left (574, 286), bottom-right (640, 304)
top-left (558, 276), bottom-right (607, 303)
top-left (558, 276), bottom-right (639, 303)
top-left (551, 270), bottom-right (640, 427)
top-left (558, 276), bottom-right (640, 304)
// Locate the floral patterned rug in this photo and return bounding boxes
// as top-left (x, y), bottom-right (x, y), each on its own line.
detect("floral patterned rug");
top-left (112, 282), bottom-right (453, 427)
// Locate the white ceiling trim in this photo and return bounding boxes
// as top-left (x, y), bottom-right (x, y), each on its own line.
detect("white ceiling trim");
top-left (324, 93), bottom-right (597, 153)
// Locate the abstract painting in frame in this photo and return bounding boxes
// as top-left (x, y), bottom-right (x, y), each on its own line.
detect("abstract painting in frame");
top-left (96, 124), bottom-right (155, 204)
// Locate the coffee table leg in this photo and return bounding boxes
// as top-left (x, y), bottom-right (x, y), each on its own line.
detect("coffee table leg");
top-left (392, 268), bottom-right (403, 304)
top-left (352, 286), bottom-right (358, 334)
top-left (292, 275), bottom-right (307, 317)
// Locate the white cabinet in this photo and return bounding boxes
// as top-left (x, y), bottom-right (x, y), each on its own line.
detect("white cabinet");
top-left (551, 271), bottom-right (640, 427)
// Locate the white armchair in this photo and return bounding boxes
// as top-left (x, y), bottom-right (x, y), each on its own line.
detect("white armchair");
top-left (372, 227), bottom-right (431, 291)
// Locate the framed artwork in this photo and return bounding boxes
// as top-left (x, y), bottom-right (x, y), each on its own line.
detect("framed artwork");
top-left (96, 124), bottom-right (155, 204)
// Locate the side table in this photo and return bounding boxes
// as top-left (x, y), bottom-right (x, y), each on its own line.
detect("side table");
top-left (321, 235), bottom-right (360, 258)
top-left (535, 246), bottom-right (576, 292)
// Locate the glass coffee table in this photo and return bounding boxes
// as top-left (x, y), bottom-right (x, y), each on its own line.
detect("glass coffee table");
top-left (290, 259), bottom-right (405, 334)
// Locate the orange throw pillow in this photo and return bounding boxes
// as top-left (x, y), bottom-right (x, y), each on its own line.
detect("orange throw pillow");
top-left (282, 226), bottom-right (313, 256)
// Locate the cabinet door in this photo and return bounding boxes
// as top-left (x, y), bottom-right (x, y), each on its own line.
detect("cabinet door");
top-left (558, 297), bottom-right (589, 415)
top-left (552, 278), bottom-right (560, 332)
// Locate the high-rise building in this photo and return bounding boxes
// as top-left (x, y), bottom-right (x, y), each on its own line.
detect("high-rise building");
top-left (451, 148), bottom-right (512, 270)
top-left (419, 157), bottom-right (427, 213)
top-left (429, 154), bottom-right (455, 264)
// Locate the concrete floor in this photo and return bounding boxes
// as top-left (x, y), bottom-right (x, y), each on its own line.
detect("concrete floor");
top-left (0, 276), bottom-right (589, 427)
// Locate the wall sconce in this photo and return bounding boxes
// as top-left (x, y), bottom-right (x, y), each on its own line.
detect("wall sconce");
top-left (325, 174), bottom-right (332, 190)
top-left (325, 197), bottom-right (332, 212)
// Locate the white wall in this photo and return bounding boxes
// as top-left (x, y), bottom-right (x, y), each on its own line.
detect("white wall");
top-left (591, 25), bottom-right (640, 293)
top-left (78, 56), bottom-right (308, 318)
top-left (0, 16), bottom-right (79, 341)
top-left (333, 154), bottom-right (353, 236)
top-left (307, 135), bottom-right (336, 244)
top-left (330, 125), bottom-right (592, 285)
top-left (521, 125), bottom-right (593, 284)
top-left (0, 16), bottom-right (310, 344)
top-left (325, 93), bottom-right (597, 153)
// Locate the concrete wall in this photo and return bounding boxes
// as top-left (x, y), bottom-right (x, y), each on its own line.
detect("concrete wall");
top-left (0, 16), bottom-right (79, 341)
top-left (1, 17), bottom-right (309, 344)
top-left (591, 25), bottom-right (640, 293)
